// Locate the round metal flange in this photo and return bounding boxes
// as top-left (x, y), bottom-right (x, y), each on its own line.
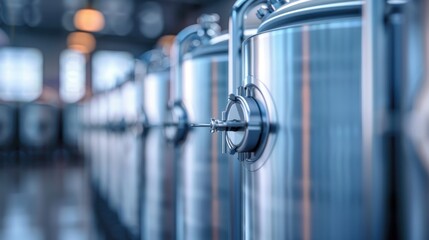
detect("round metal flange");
top-left (244, 80), bottom-right (277, 171)
top-left (164, 101), bottom-right (189, 144)
top-left (225, 95), bottom-right (262, 153)
top-left (223, 84), bottom-right (271, 163)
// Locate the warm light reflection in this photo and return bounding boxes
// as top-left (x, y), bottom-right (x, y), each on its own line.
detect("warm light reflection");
top-left (67, 32), bottom-right (96, 54)
top-left (156, 35), bottom-right (175, 54)
top-left (74, 8), bottom-right (105, 32)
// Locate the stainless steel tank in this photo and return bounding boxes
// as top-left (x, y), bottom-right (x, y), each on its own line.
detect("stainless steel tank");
top-left (106, 88), bottom-right (125, 213)
top-left (0, 103), bottom-right (17, 150)
top-left (165, 14), bottom-right (232, 240)
top-left (19, 103), bottom-right (59, 149)
top-left (97, 93), bottom-right (110, 199)
top-left (118, 78), bottom-right (142, 238)
top-left (403, 0), bottom-right (429, 239)
top-left (138, 48), bottom-right (176, 240)
top-left (195, 0), bottom-right (399, 239)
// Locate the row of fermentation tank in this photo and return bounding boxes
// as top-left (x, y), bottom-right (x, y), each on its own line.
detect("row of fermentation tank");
top-left (80, 0), bottom-right (429, 239)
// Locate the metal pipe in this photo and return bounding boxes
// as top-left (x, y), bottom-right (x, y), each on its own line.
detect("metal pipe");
top-left (228, 0), bottom-right (268, 94)
top-left (361, 0), bottom-right (387, 238)
top-left (170, 25), bottom-right (201, 101)
top-left (135, 49), bottom-right (167, 131)
top-left (228, 2), bottom-right (269, 240)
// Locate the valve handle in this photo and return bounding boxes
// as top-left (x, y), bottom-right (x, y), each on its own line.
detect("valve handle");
top-left (190, 119), bottom-right (246, 132)
top-left (190, 117), bottom-right (246, 154)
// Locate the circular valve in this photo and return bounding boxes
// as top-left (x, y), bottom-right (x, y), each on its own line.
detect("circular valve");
top-left (192, 84), bottom-right (270, 161)
top-left (224, 93), bottom-right (263, 154)
top-left (164, 101), bottom-right (189, 143)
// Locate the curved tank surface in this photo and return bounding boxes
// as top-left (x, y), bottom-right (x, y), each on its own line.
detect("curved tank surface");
top-left (402, 0), bottom-right (429, 239)
top-left (119, 80), bottom-right (142, 238)
top-left (180, 38), bottom-right (230, 239)
top-left (139, 50), bottom-right (176, 240)
top-left (164, 14), bottom-right (235, 239)
top-left (242, 17), bottom-right (368, 240)
top-left (107, 89), bottom-right (125, 214)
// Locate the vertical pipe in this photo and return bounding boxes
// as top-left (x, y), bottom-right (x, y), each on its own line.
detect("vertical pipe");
top-left (228, 1), bottom-right (267, 239)
top-left (170, 25), bottom-right (200, 102)
top-left (228, 0), bottom-right (267, 95)
top-left (361, 0), bottom-right (386, 238)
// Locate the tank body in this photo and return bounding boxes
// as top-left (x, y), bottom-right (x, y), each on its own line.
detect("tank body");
top-left (107, 89), bottom-right (124, 213)
top-left (402, 0), bottom-right (429, 239)
top-left (120, 80), bottom-right (142, 238)
top-left (179, 42), bottom-right (230, 240)
top-left (97, 94), bottom-right (110, 199)
top-left (239, 2), bottom-right (390, 239)
top-left (141, 68), bottom-right (176, 240)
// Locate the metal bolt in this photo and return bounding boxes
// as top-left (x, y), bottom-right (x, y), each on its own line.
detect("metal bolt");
top-left (229, 147), bottom-right (237, 155)
top-left (256, 5), bottom-right (271, 20)
top-left (197, 13), bottom-right (220, 25)
top-left (237, 86), bottom-right (245, 96)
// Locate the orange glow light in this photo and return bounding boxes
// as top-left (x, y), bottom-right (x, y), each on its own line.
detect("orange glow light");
top-left (74, 9), bottom-right (105, 32)
top-left (67, 32), bottom-right (96, 54)
top-left (156, 35), bottom-right (175, 53)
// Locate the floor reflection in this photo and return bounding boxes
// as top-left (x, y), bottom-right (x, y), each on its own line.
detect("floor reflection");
top-left (0, 154), bottom-right (98, 240)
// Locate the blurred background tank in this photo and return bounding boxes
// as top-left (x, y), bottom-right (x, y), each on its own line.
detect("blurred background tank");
top-left (106, 88), bottom-right (124, 216)
top-left (117, 74), bottom-right (142, 239)
top-left (138, 36), bottom-right (176, 240)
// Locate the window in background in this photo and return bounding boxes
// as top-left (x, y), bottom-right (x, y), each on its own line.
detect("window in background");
top-left (92, 50), bottom-right (133, 92)
top-left (60, 49), bottom-right (86, 103)
top-left (0, 47), bottom-right (43, 101)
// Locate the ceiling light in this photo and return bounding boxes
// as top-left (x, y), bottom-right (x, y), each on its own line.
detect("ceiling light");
top-left (67, 32), bottom-right (96, 54)
top-left (74, 8), bottom-right (105, 32)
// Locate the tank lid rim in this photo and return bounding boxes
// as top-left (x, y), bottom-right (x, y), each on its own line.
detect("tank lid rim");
top-left (258, 0), bottom-right (362, 33)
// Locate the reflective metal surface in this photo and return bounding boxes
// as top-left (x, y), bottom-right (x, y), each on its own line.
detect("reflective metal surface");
top-left (237, 7), bottom-right (390, 239)
top-left (119, 81), bottom-right (142, 237)
top-left (179, 52), bottom-right (229, 240)
top-left (119, 132), bottom-right (141, 238)
top-left (403, 0), bottom-right (429, 239)
top-left (106, 90), bottom-right (123, 217)
top-left (141, 70), bottom-right (176, 240)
